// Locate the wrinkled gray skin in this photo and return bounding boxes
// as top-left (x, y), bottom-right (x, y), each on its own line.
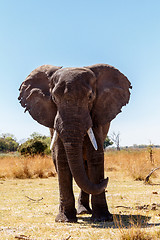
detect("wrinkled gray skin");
top-left (18, 64), bottom-right (131, 222)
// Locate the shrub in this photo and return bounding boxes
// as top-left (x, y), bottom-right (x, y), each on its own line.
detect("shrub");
top-left (0, 134), bottom-right (19, 152)
top-left (18, 132), bottom-right (51, 156)
top-left (18, 138), bottom-right (47, 156)
top-left (104, 136), bottom-right (113, 149)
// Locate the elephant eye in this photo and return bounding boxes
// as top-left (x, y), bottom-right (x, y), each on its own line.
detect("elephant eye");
top-left (88, 94), bottom-right (92, 100)
top-left (88, 91), bottom-right (94, 101)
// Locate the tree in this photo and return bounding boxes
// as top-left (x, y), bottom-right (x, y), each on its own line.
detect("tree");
top-left (18, 132), bottom-right (50, 156)
top-left (0, 138), bottom-right (7, 152)
top-left (103, 136), bottom-right (113, 149)
top-left (30, 132), bottom-right (51, 154)
top-left (18, 138), bottom-right (47, 156)
top-left (0, 134), bottom-right (19, 152)
top-left (110, 132), bottom-right (120, 151)
top-left (30, 132), bottom-right (47, 140)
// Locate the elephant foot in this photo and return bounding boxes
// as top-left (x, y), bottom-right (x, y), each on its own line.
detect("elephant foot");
top-left (55, 208), bottom-right (77, 223)
top-left (91, 211), bottom-right (113, 222)
top-left (77, 204), bottom-right (92, 215)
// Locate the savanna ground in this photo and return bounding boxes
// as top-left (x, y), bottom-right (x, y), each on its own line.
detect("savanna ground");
top-left (0, 149), bottom-right (160, 239)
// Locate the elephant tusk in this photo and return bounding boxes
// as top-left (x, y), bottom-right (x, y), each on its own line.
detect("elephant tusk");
top-left (50, 130), bottom-right (58, 150)
top-left (87, 128), bottom-right (98, 151)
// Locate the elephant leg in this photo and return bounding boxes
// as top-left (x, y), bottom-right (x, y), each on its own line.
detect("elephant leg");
top-left (86, 129), bottom-right (113, 222)
top-left (90, 159), bottom-right (113, 222)
top-left (77, 160), bottom-right (92, 214)
top-left (54, 138), bottom-right (77, 223)
top-left (77, 190), bottom-right (92, 214)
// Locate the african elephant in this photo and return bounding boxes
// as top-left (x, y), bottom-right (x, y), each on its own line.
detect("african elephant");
top-left (18, 64), bottom-right (131, 222)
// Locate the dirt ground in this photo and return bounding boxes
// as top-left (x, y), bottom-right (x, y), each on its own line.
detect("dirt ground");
top-left (0, 170), bottom-right (160, 239)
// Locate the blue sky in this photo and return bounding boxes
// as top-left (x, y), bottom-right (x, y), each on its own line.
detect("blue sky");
top-left (0, 0), bottom-right (160, 146)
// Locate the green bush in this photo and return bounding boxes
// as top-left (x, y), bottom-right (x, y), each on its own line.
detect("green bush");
top-left (104, 136), bottom-right (113, 149)
top-left (18, 139), bottom-right (47, 156)
top-left (0, 134), bottom-right (19, 152)
top-left (18, 132), bottom-right (50, 156)
top-left (30, 132), bottom-right (51, 155)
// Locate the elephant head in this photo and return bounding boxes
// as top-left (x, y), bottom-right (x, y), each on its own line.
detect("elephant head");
top-left (18, 64), bottom-right (131, 195)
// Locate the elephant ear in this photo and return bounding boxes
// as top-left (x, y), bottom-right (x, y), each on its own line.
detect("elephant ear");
top-left (86, 64), bottom-right (132, 125)
top-left (18, 65), bottom-right (62, 128)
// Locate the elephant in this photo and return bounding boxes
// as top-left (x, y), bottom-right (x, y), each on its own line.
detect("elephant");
top-left (18, 63), bottom-right (131, 222)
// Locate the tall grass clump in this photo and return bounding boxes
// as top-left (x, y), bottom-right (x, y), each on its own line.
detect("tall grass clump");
top-left (120, 228), bottom-right (154, 240)
top-left (113, 214), bottom-right (157, 240)
top-left (104, 148), bottom-right (160, 181)
top-left (0, 155), bottom-right (56, 179)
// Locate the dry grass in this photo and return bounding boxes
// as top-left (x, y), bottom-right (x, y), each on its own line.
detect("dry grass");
top-left (0, 149), bottom-right (160, 239)
top-left (120, 227), bottom-right (155, 240)
top-left (1, 148), bottom-right (160, 182)
top-left (1, 172), bottom-right (160, 239)
top-left (0, 155), bottom-right (56, 179)
top-left (104, 148), bottom-right (160, 181)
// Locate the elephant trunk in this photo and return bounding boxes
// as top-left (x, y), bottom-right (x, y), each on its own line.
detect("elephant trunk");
top-left (54, 109), bottom-right (108, 195)
top-left (62, 133), bottom-right (108, 195)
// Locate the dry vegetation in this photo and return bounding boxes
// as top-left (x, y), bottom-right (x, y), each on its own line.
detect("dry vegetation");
top-left (0, 149), bottom-right (160, 239)
top-left (0, 155), bottom-right (56, 179)
top-left (1, 148), bottom-right (160, 181)
top-left (105, 148), bottom-right (160, 181)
